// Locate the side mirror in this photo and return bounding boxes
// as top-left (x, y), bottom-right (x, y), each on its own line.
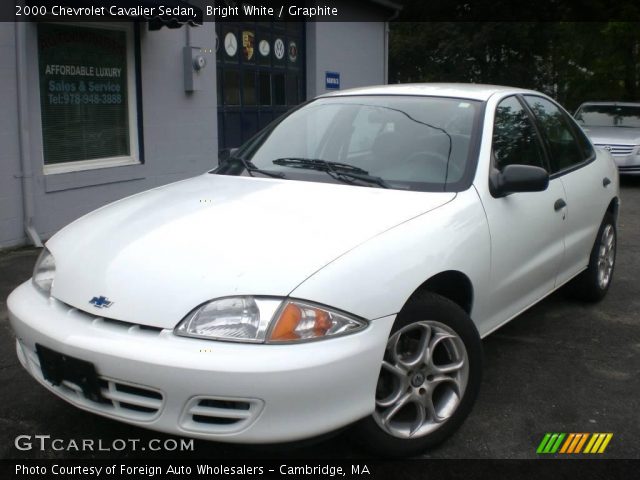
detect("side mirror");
top-left (490, 164), bottom-right (549, 197)
top-left (217, 147), bottom-right (238, 167)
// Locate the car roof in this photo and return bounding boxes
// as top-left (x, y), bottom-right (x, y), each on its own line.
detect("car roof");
top-left (578, 101), bottom-right (640, 108)
top-left (318, 83), bottom-right (540, 102)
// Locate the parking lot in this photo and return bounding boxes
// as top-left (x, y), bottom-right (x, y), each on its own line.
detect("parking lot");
top-left (1, 178), bottom-right (638, 460)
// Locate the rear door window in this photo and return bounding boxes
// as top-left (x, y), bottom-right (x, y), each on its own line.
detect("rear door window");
top-left (524, 95), bottom-right (588, 173)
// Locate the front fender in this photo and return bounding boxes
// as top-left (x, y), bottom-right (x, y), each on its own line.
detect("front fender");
top-left (290, 188), bottom-right (493, 334)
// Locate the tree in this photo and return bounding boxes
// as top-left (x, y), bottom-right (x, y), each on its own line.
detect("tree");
top-left (389, 22), bottom-right (640, 110)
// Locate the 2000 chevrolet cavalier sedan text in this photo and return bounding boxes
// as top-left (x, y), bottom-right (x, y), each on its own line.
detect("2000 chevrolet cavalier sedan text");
top-left (8, 84), bottom-right (619, 456)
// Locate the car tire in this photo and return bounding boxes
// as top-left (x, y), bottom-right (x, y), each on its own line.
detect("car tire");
top-left (352, 292), bottom-right (482, 457)
top-left (563, 213), bottom-right (616, 303)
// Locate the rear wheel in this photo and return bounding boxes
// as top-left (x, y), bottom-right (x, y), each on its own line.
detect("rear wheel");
top-left (564, 213), bottom-right (616, 302)
top-left (353, 293), bottom-right (482, 457)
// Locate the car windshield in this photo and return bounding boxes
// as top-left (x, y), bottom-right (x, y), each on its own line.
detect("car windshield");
top-left (575, 104), bottom-right (640, 128)
top-left (222, 95), bottom-right (482, 192)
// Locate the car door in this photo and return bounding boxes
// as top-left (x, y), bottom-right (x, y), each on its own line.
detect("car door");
top-left (478, 95), bottom-right (566, 331)
top-left (522, 95), bottom-right (614, 286)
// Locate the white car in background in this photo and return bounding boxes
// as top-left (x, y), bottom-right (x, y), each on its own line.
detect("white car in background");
top-left (8, 84), bottom-right (619, 456)
top-left (575, 101), bottom-right (640, 175)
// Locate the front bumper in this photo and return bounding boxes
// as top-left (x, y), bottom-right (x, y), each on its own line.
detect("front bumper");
top-left (609, 152), bottom-right (640, 174)
top-left (7, 281), bottom-right (395, 443)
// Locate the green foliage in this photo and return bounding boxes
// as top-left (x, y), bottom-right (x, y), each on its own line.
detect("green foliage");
top-left (389, 22), bottom-right (640, 110)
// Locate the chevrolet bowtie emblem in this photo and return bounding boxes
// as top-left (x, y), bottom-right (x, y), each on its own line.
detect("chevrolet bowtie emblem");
top-left (89, 296), bottom-right (113, 308)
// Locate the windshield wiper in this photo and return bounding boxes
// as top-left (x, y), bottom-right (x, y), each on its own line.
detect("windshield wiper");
top-left (272, 158), bottom-right (390, 188)
top-left (228, 156), bottom-right (285, 178)
top-left (274, 157), bottom-right (370, 173)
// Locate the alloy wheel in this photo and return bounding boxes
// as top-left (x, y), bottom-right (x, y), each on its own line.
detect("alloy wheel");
top-left (597, 224), bottom-right (615, 289)
top-left (373, 320), bottom-right (469, 439)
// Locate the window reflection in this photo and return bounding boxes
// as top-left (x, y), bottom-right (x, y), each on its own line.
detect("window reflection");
top-left (524, 96), bottom-right (584, 172)
top-left (243, 72), bottom-right (256, 105)
top-left (493, 96), bottom-right (545, 171)
top-left (223, 70), bottom-right (240, 105)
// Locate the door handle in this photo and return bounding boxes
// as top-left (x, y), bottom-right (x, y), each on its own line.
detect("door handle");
top-left (554, 199), bottom-right (567, 211)
top-left (603, 177), bottom-right (611, 187)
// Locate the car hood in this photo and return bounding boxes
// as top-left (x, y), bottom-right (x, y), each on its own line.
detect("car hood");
top-left (47, 174), bottom-right (455, 328)
top-left (582, 126), bottom-right (640, 144)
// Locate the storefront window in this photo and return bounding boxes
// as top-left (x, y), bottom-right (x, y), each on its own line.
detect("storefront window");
top-left (37, 23), bottom-right (138, 173)
top-left (216, 22), bottom-right (305, 149)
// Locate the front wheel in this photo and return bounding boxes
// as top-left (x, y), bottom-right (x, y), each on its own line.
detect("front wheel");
top-left (353, 293), bottom-right (482, 457)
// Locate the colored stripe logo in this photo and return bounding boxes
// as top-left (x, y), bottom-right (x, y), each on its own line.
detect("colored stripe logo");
top-left (537, 433), bottom-right (613, 454)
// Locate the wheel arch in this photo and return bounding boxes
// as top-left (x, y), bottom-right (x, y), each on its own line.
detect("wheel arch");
top-left (606, 196), bottom-right (619, 223)
top-left (404, 270), bottom-right (474, 315)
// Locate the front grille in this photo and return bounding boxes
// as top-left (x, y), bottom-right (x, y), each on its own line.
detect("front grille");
top-left (20, 342), bottom-right (164, 421)
top-left (619, 165), bottom-right (640, 173)
top-left (97, 379), bottom-right (163, 415)
top-left (594, 144), bottom-right (637, 157)
top-left (60, 302), bottom-right (163, 335)
top-left (180, 396), bottom-right (263, 433)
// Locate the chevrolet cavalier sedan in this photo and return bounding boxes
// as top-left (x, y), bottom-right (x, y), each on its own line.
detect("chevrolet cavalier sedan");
top-left (8, 84), bottom-right (619, 456)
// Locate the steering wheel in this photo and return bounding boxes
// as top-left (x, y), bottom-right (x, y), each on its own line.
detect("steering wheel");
top-left (402, 151), bottom-right (463, 181)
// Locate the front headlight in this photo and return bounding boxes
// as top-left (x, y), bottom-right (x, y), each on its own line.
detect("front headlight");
top-left (174, 297), bottom-right (367, 344)
top-left (32, 247), bottom-right (55, 296)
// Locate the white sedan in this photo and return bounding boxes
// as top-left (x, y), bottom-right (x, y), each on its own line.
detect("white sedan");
top-left (8, 84), bottom-right (619, 456)
top-left (574, 101), bottom-right (640, 175)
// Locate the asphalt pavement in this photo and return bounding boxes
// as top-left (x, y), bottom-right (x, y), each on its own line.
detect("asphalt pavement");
top-left (1, 178), bottom-right (638, 460)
